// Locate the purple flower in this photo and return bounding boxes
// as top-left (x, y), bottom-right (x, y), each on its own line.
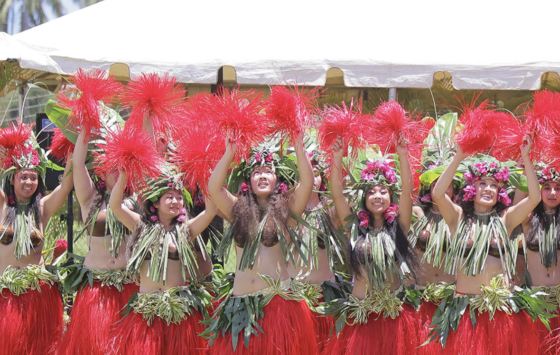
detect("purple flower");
top-left (494, 168), bottom-right (510, 183)
top-left (240, 181), bottom-right (249, 194)
top-left (358, 210), bottom-right (370, 228)
top-left (498, 188), bottom-right (511, 206)
top-left (421, 194), bottom-right (432, 203)
top-left (255, 152), bottom-right (262, 163)
top-left (149, 206), bottom-right (156, 212)
top-left (320, 183), bottom-right (327, 192)
top-left (385, 169), bottom-right (397, 183)
top-left (97, 181), bottom-right (106, 190)
top-left (181, 207), bottom-right (187, 214)
top-left (194, 194), bottom-right (205, 207)
top-left (384, 203), bottom-right (398, 224)
top-left (462, 185), bottom-right (476, 202)
top-left (265, 154), bottom-right (274, 163)
top-left (428, 164), bottom-right (437, 170)
top-left (177, 215), bottom-right (186, 222)
top-left (278, 182), bottom-right (288, 194)
top-left (489, 162), bottom-right (498, 169)
top-left (150, 215), bottom-right (158, 222)
top-left (464, 172), bottom-right (479, 185)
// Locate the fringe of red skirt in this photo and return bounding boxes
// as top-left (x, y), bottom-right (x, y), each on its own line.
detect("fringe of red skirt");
top-left (325, 304), bottom-right (420, 355)
top-left (57, 281), bottom-right (139, 355)
top-left (535, 308), bottom-right (560, 355)
top-left (418, 300), bottom-right (444, 355)
top-left (0, 281), bottom-right (63, 355)
top-left (209, 296), bottom-right (318, 355)
top-left (313, 296), bottom-right (335, 352)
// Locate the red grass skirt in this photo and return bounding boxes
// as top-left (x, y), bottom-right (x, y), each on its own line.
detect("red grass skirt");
top-left (58, 281), bottom-right (139, 355)
top-left (106, 307), bottom-right (207, 355)
top-left (0, 281), bottom-right (63, 355)
top-left (313, 297), bottom-right (335, 352)
top-left (445, 307), bottom-right (539, 355)
top-left (535, 308), bottom-right (560, 355)
top-left (418, 300), bottom-right (445, 355)
top-left (209, 296), bottom-right (318, 355)
top-left (325, 304), bottom-right (420, 355)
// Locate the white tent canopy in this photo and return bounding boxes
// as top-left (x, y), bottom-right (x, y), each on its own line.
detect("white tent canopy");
top-left (8, 0), bottom-right (560, 90)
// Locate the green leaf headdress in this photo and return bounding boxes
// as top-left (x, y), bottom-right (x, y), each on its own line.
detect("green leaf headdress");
top-left (226, 139), bottom-right (296, 195)
top-left (535, 162), bottom-right (560, 185)
top-left (141, 165), bottom-right (192, 207)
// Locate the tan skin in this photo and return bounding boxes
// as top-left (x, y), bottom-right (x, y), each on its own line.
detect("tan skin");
top-left (287, 166), bottom-right (342, 283)
top-left (517, 181), bottom-right (560, 287)
top-left (330, 136), bottom-right (413, 300)
top-left (412, 181), bottom-right (456, 285)
top-left (432, 135), bottom-right (540, 295)
top-left (0, 149), bottom-right (74, 272)
top-left (208, 134), bottom-right (313, 296)
top-left (74, 130), bottom-right (130, 270)
top-left (110, 171), bottom-right (218, 293)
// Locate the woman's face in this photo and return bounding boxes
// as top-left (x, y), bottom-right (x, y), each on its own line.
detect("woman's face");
top-left (541, 182), bottom-right (560, 210)
top-left (365, 185), bottom-right (391, 215)
top-left (312, 166), bottom-right (322, 191)
top-left (154, 190), bottom-right (184, 219)
top-left (250, 166), bottom-right (277, 197)
top-left (473, 178), bottom-right (500, 207)
top-left (12, 169), bottom-right (38, 201)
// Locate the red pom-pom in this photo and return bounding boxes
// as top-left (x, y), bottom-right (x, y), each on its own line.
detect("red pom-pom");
top-left (0, 121), bottom-right (34, 169)
top-left (524, 90), bottom-right (560, 160)
top-left (172, 93), bottom-right (225, 195)
top-left (56, 69), bottom-right (122, 137)
top-left (94, 126), bottom-right (163, 193)
top-left (53, 238), bottom-right (67, 259)
top-left (265, 84), bottom-right (321, 141)
top-left (317, 100), bottom-right (370, 170)
top-left (492, 113), bottom-right (527, 162)
top-left (410, 117), bottom-right (436, 192)
top-left (369, 101), bottom-right (420, 154)
top-left (209, 87), bottom-right (268, 161)
top-left (455, 100), bottom-right (502, 156)
top-left (48, 128), bottom-right (75, 163)
top-left (120, 73), bottom-right (186, 136)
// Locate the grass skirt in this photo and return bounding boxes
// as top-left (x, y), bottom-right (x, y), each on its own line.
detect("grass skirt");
top-left (325, 304), bottom-right (419, 355)
top-left (536, 308), bottom-right (560, 354)
top-left (209, 295), bottom-right (318, 355)
top-left (418, 300), bottom-right (445, 355)
top-left (0, 281), bottom-right (63, 355)
top-left (444, 307), bottom-right (538, 355)
top-left (313, 297), bottom-right (335, 352)
top-left (58, 281), bottom-right (139, 355)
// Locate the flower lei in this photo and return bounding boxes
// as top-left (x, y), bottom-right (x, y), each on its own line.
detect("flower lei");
top-left (462, 162), bottom-right (511, 205)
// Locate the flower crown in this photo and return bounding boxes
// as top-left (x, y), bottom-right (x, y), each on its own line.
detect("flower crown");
top-left (462, 162), bottom-right (511, 205)
top-left (535, 162), bottom-right (560, 185)
top-left (353, 160), bottom-right (401, 194)
top-left (142, 166), bottom-right (188, 203)
top-left (227, 140), bottom-right (295, 195)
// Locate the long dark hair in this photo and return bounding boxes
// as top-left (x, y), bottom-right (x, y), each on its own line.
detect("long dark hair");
top-left (2, 175), bottom-right (46, 229)
top-left (349, 198), bottom-right (420, 281)
top-left (528, 201), bottom-right (560, 245)
top-left (231, 180), bottom-right (292, 247)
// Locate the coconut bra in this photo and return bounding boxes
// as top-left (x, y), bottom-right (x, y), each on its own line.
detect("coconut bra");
top-left (0, 225), bottom-right (43, 247)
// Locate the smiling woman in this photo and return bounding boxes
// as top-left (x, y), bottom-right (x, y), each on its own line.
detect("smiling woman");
top-left (0, 121), bottom-right (73, 355)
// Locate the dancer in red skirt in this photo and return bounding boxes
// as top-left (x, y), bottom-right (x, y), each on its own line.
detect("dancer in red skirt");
top-left (429, 136), bottom-right (540, 355)
top-left (58, 129), bottom-right (139, 355)
top-left (0, 121), bottom-right (73, 355)
top-left (204, 134), bottom-right (318, 355)
top-left (325, 133), bottom-right (421, 355)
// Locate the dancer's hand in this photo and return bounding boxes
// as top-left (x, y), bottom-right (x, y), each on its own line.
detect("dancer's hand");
top-left (332, 136), bottom-right (344, 159)
top-left (396, 132), bottom-right (409, 156)
top-left (520, 132), bottom-right (534, 157)
top-left (225, 133), bottom-right (237, 155)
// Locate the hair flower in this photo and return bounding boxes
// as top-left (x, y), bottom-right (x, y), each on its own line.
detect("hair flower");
top-left (420, 194), bottom-right (432, 203)
top-left (384, 203), bottom-right (398, 224)
top-left (240, 181), bottom-right (250, 194)
top-left (462, 185), bottom-right (476, 201)
top-left (498, 188), bottom-right (511, 206)
top-left (278, 182), bottom-right (288, 194)
top-left (150, 215), bottom-right (158, 222)
top-left (358, 209), bottom-right (370, 228)
top-left (149, 206), bottom-right (156, 212)
top-left (177, 214), bottom-right (186, 222)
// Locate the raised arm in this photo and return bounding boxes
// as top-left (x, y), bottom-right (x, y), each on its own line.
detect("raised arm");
top-left (187, 195), bottom-right (218, 237)
top-left (108, 171), bottom-right (140, 231)
top-left (396, 138), bottom-right (413, 234)
top-left (288, 134), bottom-right (314, 217)
top-left (504, 135), bottom-right (541, 234)
top-left (432, 149), bottom-right (466, 233)
top-left (42, 155), bottom-right (74, 223)
top-left (330, 137), bottom-right (352, 227)
top-left (208, 136), bottom-right (238, 220)
top-left (73, 130), bottom-right (96, 218)
top-left (0, 147), bottom-right (8, 204)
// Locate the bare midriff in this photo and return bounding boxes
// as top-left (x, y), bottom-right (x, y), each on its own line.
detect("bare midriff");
top-left (232, 243), bottom-right (290, 296)
top-left (455, 256), bottom-right (510, 295)
top-left (287, 247), bottom-right (334, 284)
top-left (0, 242), bottom-right (43, 272)
top-left (351, 268), bottom-right (402, 300)
top-left (83, 234), bottom-right (128, 270)
top-left (417, 250), bottom-right (456, 286)
top-left (527, 250), bottom-right (560, 287)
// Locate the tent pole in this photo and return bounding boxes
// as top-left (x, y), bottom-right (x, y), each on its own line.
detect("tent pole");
top-left (18, 84), bottom-right (27, 122)
top-left (389, 87), bottom-right (396, 101)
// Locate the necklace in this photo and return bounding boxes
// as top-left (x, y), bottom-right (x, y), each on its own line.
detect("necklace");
top-left (430, 208), bottom-right (442, 215)
top-left (545, 210), bottom-right (556, 215)
top-left (474, 209), bottom-right (496, 216)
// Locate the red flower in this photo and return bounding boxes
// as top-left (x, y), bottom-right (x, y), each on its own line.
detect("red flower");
top-left (358, 209), bottom-right (370, 228)
top-left (265, 153), bottom-right (274, 163)
top-left (278, 182), bottom-right (288, 194)
top-left (240, 181), bottom-right (250, 194)
top-left (53, 238), bottom-right (68, 259)
top-left (384, 203), bottom-right (398, 224)
top-left (8, 195), bottom-right (14, 205)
